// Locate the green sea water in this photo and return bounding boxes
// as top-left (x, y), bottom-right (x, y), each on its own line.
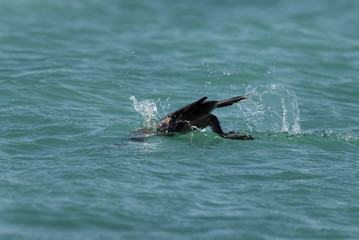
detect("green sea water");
top-left (1, 0), bottom-right (359, 239)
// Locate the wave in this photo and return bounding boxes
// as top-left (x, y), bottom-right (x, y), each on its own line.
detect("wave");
top-left (300, 129), bottom-right (359, 145)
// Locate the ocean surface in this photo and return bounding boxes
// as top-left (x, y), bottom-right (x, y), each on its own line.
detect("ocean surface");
top-left (1, 0), bottom-right (358, 239)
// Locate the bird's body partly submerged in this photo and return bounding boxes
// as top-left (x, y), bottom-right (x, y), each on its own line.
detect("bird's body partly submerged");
top-left (154, 95), bottom-right (253, 140)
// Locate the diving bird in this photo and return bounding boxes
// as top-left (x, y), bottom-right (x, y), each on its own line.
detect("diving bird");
top-left (156, 95), bottom-right (253, 140)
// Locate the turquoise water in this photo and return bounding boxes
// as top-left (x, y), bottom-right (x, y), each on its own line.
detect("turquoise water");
top-left (1, 0), bottom-right (359, 239)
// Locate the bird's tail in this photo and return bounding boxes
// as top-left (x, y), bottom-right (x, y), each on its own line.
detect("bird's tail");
top-left (216, 95), bottom-right (248, 108)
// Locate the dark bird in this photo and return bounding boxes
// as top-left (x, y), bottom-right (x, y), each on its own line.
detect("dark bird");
top-left (155, 95), bottom-right (253, 140)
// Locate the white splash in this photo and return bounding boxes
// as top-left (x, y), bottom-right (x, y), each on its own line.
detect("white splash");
top-left (130, 96), bottom-right (171, 130)
top-left (130, 96), bottom-right (159, 130)
top-left (238, 84), bottom-right (301, 134)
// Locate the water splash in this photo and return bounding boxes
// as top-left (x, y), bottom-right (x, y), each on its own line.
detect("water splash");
top-left (238, 84), bottom-right (301, 134)
top-left (130, 96), bottom-right (159, 130)
top-left (129, 96), bottom-right (171, 130)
